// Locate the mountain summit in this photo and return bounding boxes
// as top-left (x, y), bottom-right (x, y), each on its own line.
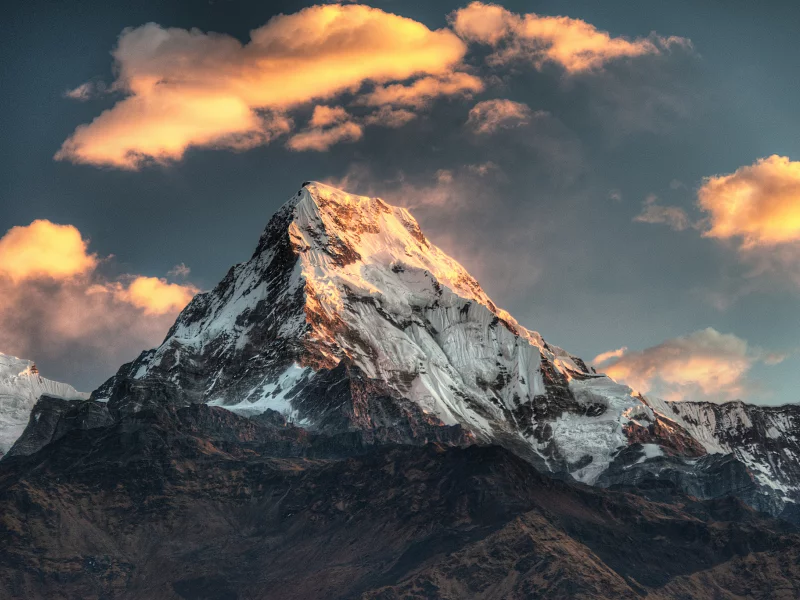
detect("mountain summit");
top-left (84, 181), bottom-right (800, 519)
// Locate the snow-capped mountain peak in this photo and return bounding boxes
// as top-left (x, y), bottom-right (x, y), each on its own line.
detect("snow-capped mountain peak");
top-left (92, 181), bottom-right (800, 519)
top-left (0, 353), bottom-right (88, 455)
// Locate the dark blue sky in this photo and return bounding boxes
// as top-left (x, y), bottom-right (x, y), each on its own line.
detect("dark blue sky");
top-left (2, 0), bottom-right (800, 404)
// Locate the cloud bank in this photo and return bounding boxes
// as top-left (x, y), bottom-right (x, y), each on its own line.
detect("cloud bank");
top-left (0, 220), bottom-right (197, 387)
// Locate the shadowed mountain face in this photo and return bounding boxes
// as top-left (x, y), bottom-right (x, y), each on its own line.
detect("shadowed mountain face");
top-left (3, 182), bottom-right (800, 599)
top-left (1, 402), bottom-right (798, 600)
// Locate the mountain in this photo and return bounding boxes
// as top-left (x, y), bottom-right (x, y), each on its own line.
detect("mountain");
top-left (85, 181), bottom-right (800, 519)
top-left (3, 181), bottom-right (800, 598)
top-left (0, 353), bottom-right (88, 456)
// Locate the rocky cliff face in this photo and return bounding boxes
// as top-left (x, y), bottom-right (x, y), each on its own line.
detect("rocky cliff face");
top-left (83, 181), bottom-right (800, 520)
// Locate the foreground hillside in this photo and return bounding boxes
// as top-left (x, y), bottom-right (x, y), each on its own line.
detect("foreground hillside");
top-left (1, 402), bottom-right (797, 600)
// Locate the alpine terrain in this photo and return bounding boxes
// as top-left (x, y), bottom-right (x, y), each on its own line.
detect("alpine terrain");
top-left (0, 353), bottom-right (87, 457)
top-left (2, 181), bottom-right (799, 599)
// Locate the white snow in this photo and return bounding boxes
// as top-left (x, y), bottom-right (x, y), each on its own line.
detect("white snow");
top-left (0, 353), bottom-right (88, 454)
top-left (208, 363), bottom-right (310, 421)
top-left (636, 444), bottom-right (665, 464)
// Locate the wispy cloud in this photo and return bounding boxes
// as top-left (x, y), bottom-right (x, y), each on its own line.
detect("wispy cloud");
top-left (633, 194), bottom-right (693, 231)
top-left (466, 99), bottom-right (540, 134)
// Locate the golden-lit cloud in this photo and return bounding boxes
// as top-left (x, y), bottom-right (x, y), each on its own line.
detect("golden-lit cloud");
top-left (361, 72), bottom-right (483, 108)
top-left (466, 99), bottom-right (537, 134)
top-left (91, 276), bottom-right (199, 316)
top-left (0, 221), bottom-right (198, 386)
top-left (0, 220), bottom-right (98, 282)
top-left (56, 5), bottom-right (468, 168)
top-left (450, 2), bottom-right (687, 73)
top-left (634, 194), bottom-right (692, 231)
top-left (306, 105), bottom-right (346, 128)
top-left (598, 328), bottom-right (764, 402)
top-left (699, 155), bottom-right (800, 248)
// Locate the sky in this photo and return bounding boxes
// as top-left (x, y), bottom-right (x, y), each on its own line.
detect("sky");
top-left (2, 0), bottom-right (800, 405)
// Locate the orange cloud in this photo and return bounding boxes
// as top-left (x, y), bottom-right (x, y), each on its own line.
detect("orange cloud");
top-left (361, 72), bottom-right (483, 108)
top-left (599, 328), bottom-right (757, 402)
top-left (92, 276), bottom-right (199, 316)
top-left (451, 2), bottom-right (687, 73)
top-left (308, 105), bottom-right (349, 128)
top-left (56, 5), bottom-right (468, 168)
top-left (466, 99), bottom-right (536, 134)
top-left (0, 220), bottom-right (98, 282)
top-left (699, 155), bottom-right (800, 248)
top-left (0, 221), bottom-right (198, 387)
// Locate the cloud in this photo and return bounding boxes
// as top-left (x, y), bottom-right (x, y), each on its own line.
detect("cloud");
top-left (699, 155), bottom-right (800, 248)
top-left (55, 5), bottom-right (469, 168)
top-left (360, 72), bottom-right (483, 108)
top-left (308, 105), bottom-right (349, 128)
top-left (466, 161), bottom-right (501, 177)
top-left (0, 221), bottom-right (197, 388)
top-left (91, 276), bottom-right (199, 316)
top-left (450, 2), bottom-right (687, 73)
top-left (592, 347), bottom-right (627, 366)
top-left (0, 220), bottom-right (98, 282)
top-left (598, 328), bottom-right (768, 402)
top-left (64, 82), bottom-right (102, 101)
top-left (634, 194), bottom-right (692, 231)
top-left (167, 262), bottom-right (191, 278)
top-left (287, 109), bottom-right (363, 152)
top-left (466, 99), bottom-right (538, 134)
top-left (363, 106), bottom-right (417, 128)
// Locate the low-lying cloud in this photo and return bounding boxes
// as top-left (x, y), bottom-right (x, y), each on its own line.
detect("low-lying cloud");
top-left (0, 220), bottom-right (198, 388)
top-left (595, 327), bottom-right (776, 402)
